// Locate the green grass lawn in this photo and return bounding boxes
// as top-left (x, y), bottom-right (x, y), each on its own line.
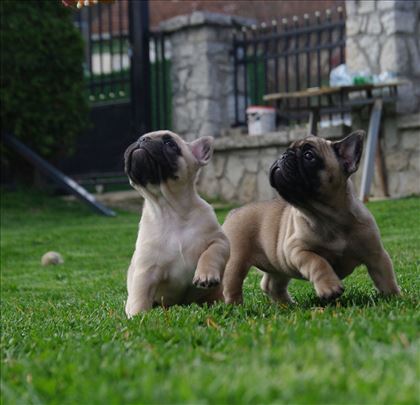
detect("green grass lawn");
top-left (1, 190), bottom-right (419, 404)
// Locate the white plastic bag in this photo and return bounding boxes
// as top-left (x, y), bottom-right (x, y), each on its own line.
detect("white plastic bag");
top-left (329, 64), bottom-right (353, 87)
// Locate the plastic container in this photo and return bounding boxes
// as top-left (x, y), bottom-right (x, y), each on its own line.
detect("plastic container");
top-left (246, 106), bottom-right (276, 136)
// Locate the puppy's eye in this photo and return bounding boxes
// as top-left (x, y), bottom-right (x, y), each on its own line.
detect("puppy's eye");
top-left (163, 138), bottom-right (180, 153)
top-left (164, 138), bottom-right (176, 148)
top-left (303, 150), bottom-right (315, 161)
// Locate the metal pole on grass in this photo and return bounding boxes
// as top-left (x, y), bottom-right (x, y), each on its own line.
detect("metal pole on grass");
top-left (359, 99), bottom-right (383, 202)
top-left (2, 133), bottom-right (116, 217)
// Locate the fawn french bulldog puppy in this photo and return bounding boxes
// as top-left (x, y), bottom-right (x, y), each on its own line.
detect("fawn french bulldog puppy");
top-left (124, 131), bottom-right (229, 318)
top-left (223, 131), bottom-right (400, 304)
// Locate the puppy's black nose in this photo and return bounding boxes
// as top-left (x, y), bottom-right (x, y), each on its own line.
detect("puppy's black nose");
top-left (270, 159), bottom-right (281, 173)
top-left (138, 136), bottom-right (151, 147)
top-left (269, 160), bottom-right (282, 188)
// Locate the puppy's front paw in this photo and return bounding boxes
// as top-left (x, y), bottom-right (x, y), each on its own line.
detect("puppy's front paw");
top-left (125, 298), bottom-right (151, 318)
top-left (125, 300), bottom-right (136, 319)
top-left (378, 285), bottom-right (401, 296)
top-left (192, 272), bottom-right (221, 289)
top-left (223, 292), bottom-right (243, 305)
top-left (314, 279), bottom-right (344, 300)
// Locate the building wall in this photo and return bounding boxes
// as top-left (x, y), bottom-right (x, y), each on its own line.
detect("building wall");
top-left (150, 0), bottom-right (344, 29)
top-left (88, 0), bottom-right (344, 34)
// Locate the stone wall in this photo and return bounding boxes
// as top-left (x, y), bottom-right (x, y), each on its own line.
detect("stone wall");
top-left (198, 133), bottom-right (283, 203)
top-left (346, 0), bottom-right (420, 114)
top-left (197, 127), bottom-right (344, 203)
top-left (198, 117), bottom-right (420, 204)
top-left (383, 113), bottom-right (420, 196)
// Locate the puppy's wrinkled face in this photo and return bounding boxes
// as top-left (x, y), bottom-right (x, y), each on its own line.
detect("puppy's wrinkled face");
top-left (124, 130), bottom-right (213, 189)
top-left (270, 130), bottom-right (365, 206)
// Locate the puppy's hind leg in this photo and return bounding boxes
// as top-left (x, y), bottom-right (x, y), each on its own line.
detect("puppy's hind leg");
top-left (260, 273), bottom-right (294, 304)
top-left (223, 258), bottom-right (251, 305)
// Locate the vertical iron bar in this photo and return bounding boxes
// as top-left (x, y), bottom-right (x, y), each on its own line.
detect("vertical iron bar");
top-left (338, 6), bottom-right (345, 121)
top-left (273, 21), bottom-right (279, 94)
top-left (242, 28), bottom-right (248, 123)
top-left (154, 35), bottom-right (160, 129)
top-left (326, 9), bottom-right (333, 123)
top-left (262, 23), bottom-right (268, 99)
top-left (79, 8), bottom-right (91, 73)
top-left (129, 0), bottom-right (151, 134)
top-left (293, 16), bottom-right (300, 123)
top-left (252, 25), bottom-right (258, 104)
top-left (98, 3), bottom-right (104, 98)
top-left (316, 11), bottom-right (322, 108)
top-left (327, 10), bottom-right (333, 75)
top-left (160, 35), bottom-right (168, 129)
top-left (338, 6), bottom-right (345, 64)
top-left (283, 18), bottom-right (289, 114)
top-left (108, 3), bottom-right (114, 97)
top-left (118, 0), bottom-right (124, 96)
top-left (88, 6), bottom-right (94, 99)
top-left (76, 7), bottom-right (82, 28)
top-left (158, 34), bottom-right (164, 128)
top-left (233, 30), bottom-right (239, 126)
top-left (305, 14), bottom-right (311, 110)
top-left (158, 35), bottom-right (163, 128)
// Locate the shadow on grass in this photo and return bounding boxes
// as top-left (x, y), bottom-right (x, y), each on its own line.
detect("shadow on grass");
top-left (202, 289), bottom-right (416, 322)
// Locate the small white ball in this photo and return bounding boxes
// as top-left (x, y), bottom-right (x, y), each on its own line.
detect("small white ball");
top-left (41, 251), bottom-right (64, 266)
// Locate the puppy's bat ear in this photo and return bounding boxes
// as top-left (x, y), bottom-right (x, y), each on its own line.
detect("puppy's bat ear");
top-left (189, 136), bottom-right (214, 166)
top-left (333, 130), bottom-right (365, 176)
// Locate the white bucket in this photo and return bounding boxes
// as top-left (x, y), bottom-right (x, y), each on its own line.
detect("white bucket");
top-left (246, 106), bottom-right (276, 136)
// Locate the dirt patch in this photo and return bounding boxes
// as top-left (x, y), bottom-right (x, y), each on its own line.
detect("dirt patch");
top-left (63, 190), bottom-right (143, 213)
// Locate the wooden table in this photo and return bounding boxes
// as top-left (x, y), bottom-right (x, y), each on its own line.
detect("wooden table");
top-left (263, 81), bottom-right (408, 201)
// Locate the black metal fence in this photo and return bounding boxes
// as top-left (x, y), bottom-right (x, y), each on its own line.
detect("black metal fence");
top-left (73, 1), bottom-right (171, 130)
top-left (232, 7), bottom-right (346, 126)
top-left (74, 1), bottom-right (131, 104)
top-left (65, 1), bottom-right (171, 184)
top-left (150, 31), bottom-right (172, 130)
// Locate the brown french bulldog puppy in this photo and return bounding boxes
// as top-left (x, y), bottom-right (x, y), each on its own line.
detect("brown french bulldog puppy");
top-left (124, 131), bottom-right (230, 318)
top-left (223, 131), bottom-right (400, 304)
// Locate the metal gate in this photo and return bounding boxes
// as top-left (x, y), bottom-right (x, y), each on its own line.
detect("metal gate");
top-left (62, 0), bottom-right (171, 184)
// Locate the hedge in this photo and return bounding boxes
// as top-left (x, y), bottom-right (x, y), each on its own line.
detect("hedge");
top-left (0, 0), bottom-right (88, 161)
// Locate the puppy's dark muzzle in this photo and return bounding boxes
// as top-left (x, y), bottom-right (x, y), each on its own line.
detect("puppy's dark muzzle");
top-left (269, 150), bottom-right (296, 189)
top-left (124, 135), bottom-right (180, 187)
top-left (269, 159), bottom-right (281, 189)
top-left (124, 137), bottom-right (158, 187)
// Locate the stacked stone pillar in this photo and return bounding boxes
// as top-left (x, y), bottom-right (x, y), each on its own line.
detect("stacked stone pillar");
top-left (160, 12), bottom-right (251, 140)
